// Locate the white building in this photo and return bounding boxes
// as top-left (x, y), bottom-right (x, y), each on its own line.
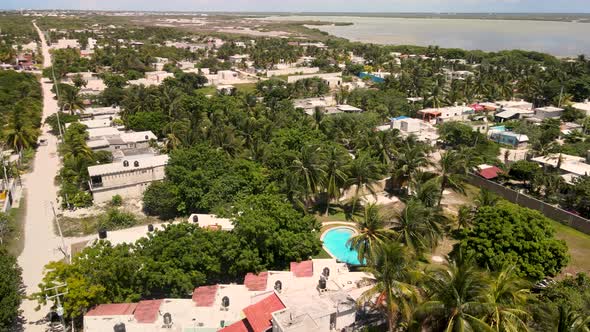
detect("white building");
top-left (533, 106), bottom-right (564, 120)
top-left (266, 67), bottom-right (319, 78)
top-left (532, 153), bottom-right (590, 184)
top-left (572, 100), bottom-right (590, 116)
top-left (51, 38), bottom-right (80, 49)
top-left (287, 73), bottom-right (342, 89)
top-left (88, 154), bottom-right (169, 204)
top-left (187, 214), bottom-right (234, 231)
top-left (83, 258), bottom-right (371, 332)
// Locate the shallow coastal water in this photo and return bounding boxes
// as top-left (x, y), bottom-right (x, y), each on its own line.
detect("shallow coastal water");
top-left (262, 15), bottom-right (590, 56)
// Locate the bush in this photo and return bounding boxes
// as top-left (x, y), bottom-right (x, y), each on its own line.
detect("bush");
top-left (99, 208), bottom-right (136, 229)
top-left (110, 195), bottom-right (123, 207)
top-left (143, 181), bottom-right (179, 220)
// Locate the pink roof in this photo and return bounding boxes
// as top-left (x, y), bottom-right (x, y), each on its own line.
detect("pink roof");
top-left (478, 166), bottom-right (503, 180)
top-left (470, 103), bottom-right (485, 111)
top-left (242, 293), bottom-right (285, 332)
top-left (133, 300), bottom-right (163, 323)
top-left (219, 319), bottom-right (252, 332)
top-left (244, 272), bottom-right (268, 291)
top-left (192, 285), bottom-right (218, 307)
top-left (290, 260), bottom-right (313, 277)
top-left (86, 303), bottom-right (137, 316)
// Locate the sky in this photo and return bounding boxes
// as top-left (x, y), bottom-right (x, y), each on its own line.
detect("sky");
top-left (2, 0), bottom-right (589, 13)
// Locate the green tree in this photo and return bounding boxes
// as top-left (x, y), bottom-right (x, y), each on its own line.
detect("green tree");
top-left (359, 242), bottom-right (421, 331)
top-left (417, 255), bottom-right (494, 332)
top-left (0, 248), bottom-right (22, 331)
top-left (436, 149), bottom-right (473, 207)
top-left (347, 203), bottom-right (396, 264)
top-left (322, 145), bottom-right (350, 215)
top-left (344, 152), bottom-right (383, 214)
top-left (142, 181), bottom-right (180, 220)
top-left (393, 199), bottom-right (445, 257)
top-left (452, 201), bottom-right (569, 280)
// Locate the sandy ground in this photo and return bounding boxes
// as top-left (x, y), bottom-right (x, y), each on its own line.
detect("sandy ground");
top-left (17, 22), bottom-right (65, 332)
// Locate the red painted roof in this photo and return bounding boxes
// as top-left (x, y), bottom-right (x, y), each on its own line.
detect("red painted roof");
top-left (243, 293), bottom-right (285, 332)
top-left (244, 272), bottom-right (268, 291)
top-left (290, 260), bottom-right (313, 277)
top-left (478, 166), bottom-right (503, 180)
top-left (86, 303), bottom-right (137, 316)
top-left (192, 285), bottom-right (218, 307)
top-left (219, 319), bottom-right (253, 332)
top-left (133, 300), bottom-right (163, 323)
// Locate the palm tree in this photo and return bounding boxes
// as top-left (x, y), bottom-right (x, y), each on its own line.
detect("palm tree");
top-left (557, 305), bottom-right (590, 332)
top-left (58, 84), bottom-right (85, 115)
top-left (359, 242), bottom-right (422, 331)
top-left (417, 255), bottom-right (494, 332)
top-left (391, 142), bottom-right (432, 190)
top-left (410, 171), bottom-right (441, 208)
top-left (483, 265), bottom-right (531, 332)
top-left (348, 203), bottom-right (396, 264)
top-left (393, 199), bottom-right (446, 257)
top-left (290, 145), bottom-right (326, 209)
top-left (436, 149), bottom-right (474, 207)
top-left (322, 145), bottom-right (349, 215)
top-left (4, 108), bottom-right (40, 151)
top-left (457, 205), bottom-right (475, 230)
top-left (344, 152), bottom-right (383, 215)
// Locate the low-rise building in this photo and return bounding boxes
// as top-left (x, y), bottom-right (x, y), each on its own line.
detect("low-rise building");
top-left (573, 100), bottom-right (590, 116)
top-left (494, 107), bottom-right (535, 122)
top-left (266, 67), bottom-right (319, 77)
top-left (88, 154), bottom-right (169, 204)
top-left (489, 131), bottom-right (529, 148)
top-left (532, 153), bottom-right (590, 184)
top-left (533, 106), bottom-right (564, 120)
top-left (418, 105), bottom-right (473, 123)
top-left (187, 214), bottom-right (234, 231)
top-left (83, 258), bottom-right (370, 332)
top-left (51, 38), bottom-right (80, 49)
top-left (287, 73), bottom-right (342, 89)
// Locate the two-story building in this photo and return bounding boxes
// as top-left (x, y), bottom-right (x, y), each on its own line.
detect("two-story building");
top-left (88, 154), bottom-right (168, 204)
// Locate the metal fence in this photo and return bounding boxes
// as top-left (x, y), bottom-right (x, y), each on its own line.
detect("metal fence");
top-left (467, 174), bottom-right (590, 235)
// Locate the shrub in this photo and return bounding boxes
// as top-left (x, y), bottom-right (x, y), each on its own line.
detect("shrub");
top-left (99, 208), bottom-right (136, 229)
top-left (110, 195), bottom-right (123, 207)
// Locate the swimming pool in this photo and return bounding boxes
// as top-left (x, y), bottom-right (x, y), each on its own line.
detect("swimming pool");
top-left (321, 227), bottom-right (362, 265)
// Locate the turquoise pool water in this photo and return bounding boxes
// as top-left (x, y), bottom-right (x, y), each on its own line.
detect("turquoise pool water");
top-left (322, 227), bottom-right (362, 265)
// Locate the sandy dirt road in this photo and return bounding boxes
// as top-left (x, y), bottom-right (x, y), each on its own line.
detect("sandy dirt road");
top-left (17, 22), bottom-right (65, 332)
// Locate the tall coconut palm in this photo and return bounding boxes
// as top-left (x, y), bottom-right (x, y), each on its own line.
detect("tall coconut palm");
top-left (411, 172), bottom-right (441, 209)
top-left (483, 265), bottom-right (531, 332)
top-left (436, 149), bottom-right (474, 207)
top-left (359, 242), bottom-right (422, 331)
top-left (58, 84), bottom-right (85, 115)
top-left (290, 145), bottom-right (326, 209)
top-left (344, 152), bottom-right (383, 215)
top-left (348, 203), bottom-right (396, 264)
top-left (391, 142), bottom-right (432, 190)
top-left (392, 199), bottom-right (445, 257)
top-left (417, 255), bottom-right (494, 332)
top-left (3, 108), bottom-right (40, 151)
top-left (322, 145), bottom-right (349, 215)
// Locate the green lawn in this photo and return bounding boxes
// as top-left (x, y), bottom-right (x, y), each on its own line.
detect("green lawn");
top-left (551, 220), bottom-right (590, 276)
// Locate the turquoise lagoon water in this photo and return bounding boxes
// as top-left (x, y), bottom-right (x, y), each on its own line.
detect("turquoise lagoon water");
top-left (322, 227), bottom-right (362, 265)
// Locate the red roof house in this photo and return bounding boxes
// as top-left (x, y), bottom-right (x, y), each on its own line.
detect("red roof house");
top-left (244, 272), bottom-right (268, 291)
top-left (133, 300), bottom-right (163, 323)
top-left (242, 293), bottom-right (285, 332)
top-left (478, 166), bottom-right (504, 180)
top-left (86, 303), bottom-right (137, 316)
top-left (290, 260), bottom-right (313, 278)
top-left (192, 285), bottom-right (218, 307)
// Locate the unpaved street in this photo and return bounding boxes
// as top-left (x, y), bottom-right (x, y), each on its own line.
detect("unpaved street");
top-left (17, 22), bottom-right (64, 331)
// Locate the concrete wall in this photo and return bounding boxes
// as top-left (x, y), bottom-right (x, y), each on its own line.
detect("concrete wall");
top-left (92, 181), bottom-right (153, 204)
top-left (467, 175), bottom-right (590, 235)
top-left (101, 165), bottom-right (165, 188)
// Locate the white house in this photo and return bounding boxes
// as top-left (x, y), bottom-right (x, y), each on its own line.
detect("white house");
top-left (572, 100), bottom-right (590, 116)
top-left (88, 154), bottom-right (169, 204)
top-left (287, 73), bottom-right (342, 89)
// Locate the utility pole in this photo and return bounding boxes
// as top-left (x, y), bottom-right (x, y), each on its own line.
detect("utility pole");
top-left (45, 283), bottom-right (69, 332)
top-left (50, 202), bottom-right (70, 264)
